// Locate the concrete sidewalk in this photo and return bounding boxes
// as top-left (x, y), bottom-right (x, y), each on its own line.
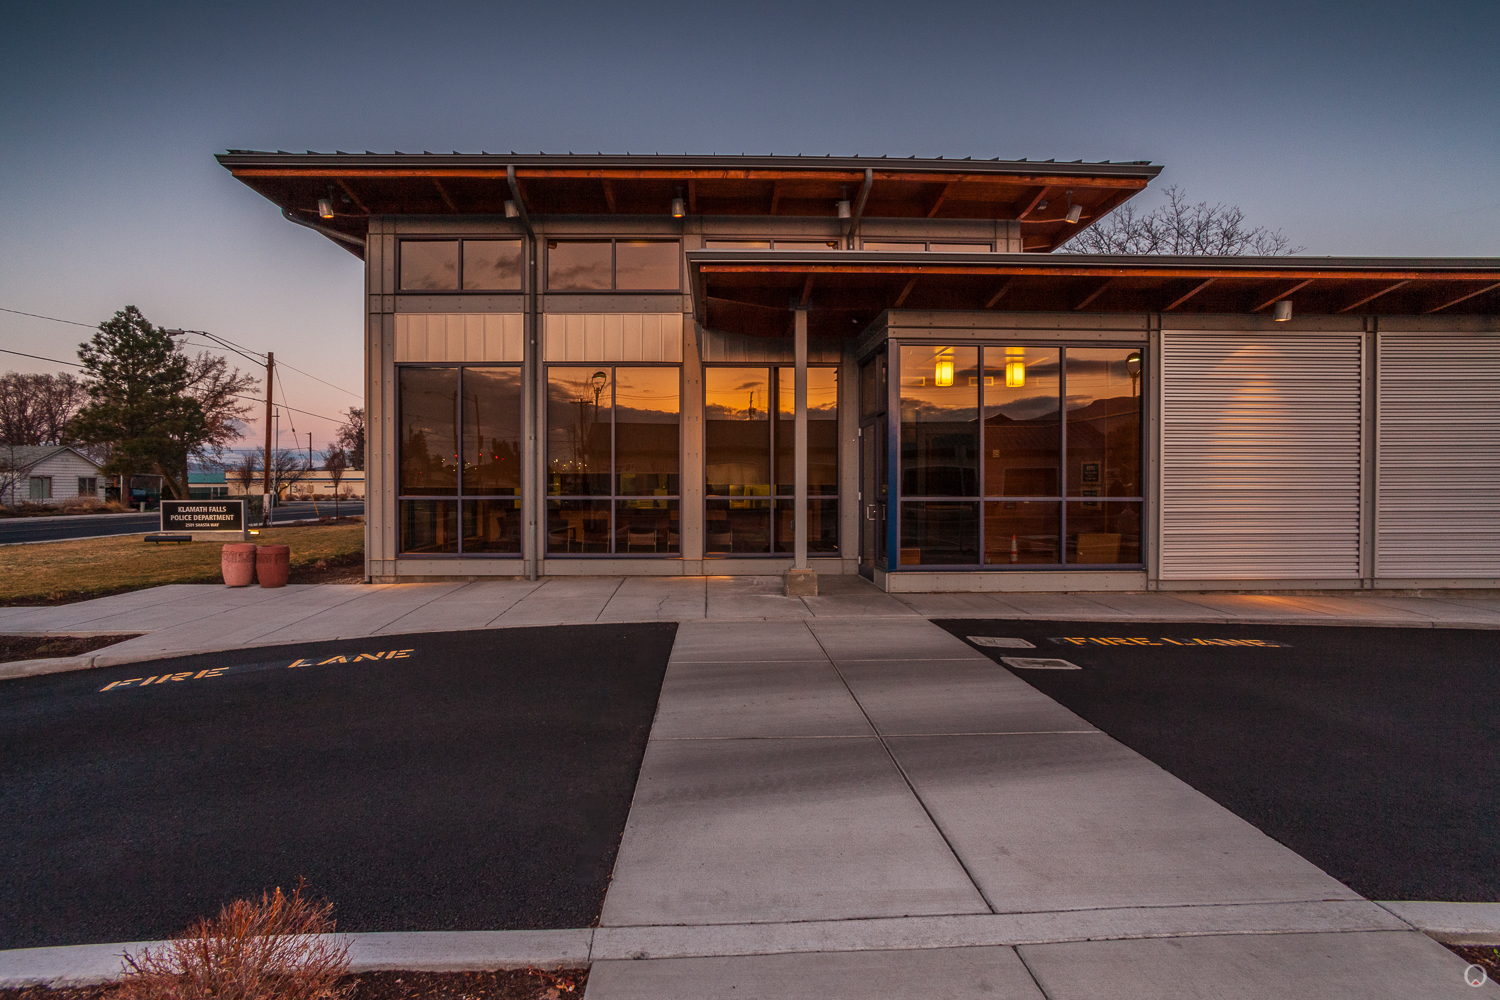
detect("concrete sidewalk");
top-left (577, 615), bottom-right (1490, 997)
top-left (3, 576), bottom-right (1499, 678)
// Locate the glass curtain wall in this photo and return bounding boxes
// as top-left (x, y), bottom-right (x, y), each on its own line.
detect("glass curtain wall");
top-left (896, 344), bottom-right (1142, 567)
top-left (705, 367), bottom-right (838, 554)
top-left (399, 366), bottom-right (522, 555)
top-left (546, 366), bottom-right (680, 554)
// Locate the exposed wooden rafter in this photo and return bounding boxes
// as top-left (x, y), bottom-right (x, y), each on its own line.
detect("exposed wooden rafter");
top-left (926, 180), bottom-right (958, 218)
top-left (1253, 279), bottom-right (1316, 312)
top-left (893, 277), bottom-right (919, 308)
top-left (1016, 187), bottom-right (1050, 220)
top-left (335, 179), bottom-right (368, 214)
top-left (1424, 280), bottom-right (1500, 314)
top-left (799, 274), bottom-right (815, 307)
top-left (1337, 280), bottom-right (1408, 313)
top-left (687, 179), bottom-right (697, 213)
top-left (601, 179), bottom-right (617, 213)
top-left (1075, 278), bottom-right (1115, 311)
top-left (770, 180), bottom-right (781, 215)
top-left (1164, 278), bottom-right (1215, 312)
top-left (431, 178), bottom-right (457, 213)
top-left (984, 278), bottom-right (1016, 308)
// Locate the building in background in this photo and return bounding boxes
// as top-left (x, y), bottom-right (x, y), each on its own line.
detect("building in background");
top-left (0, 445), bottom-right (106, 507)
top-left (221, 152), bottom-right (1500, 591)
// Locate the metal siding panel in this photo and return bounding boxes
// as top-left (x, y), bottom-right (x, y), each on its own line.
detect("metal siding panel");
top-left (1161, 332), bottom-right (1362, 580)
top-left (1377, 333), bottom-right (1500, 578)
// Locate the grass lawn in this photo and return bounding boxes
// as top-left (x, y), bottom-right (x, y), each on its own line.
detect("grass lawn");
top-left (0, 524), bottom-right (364, 605)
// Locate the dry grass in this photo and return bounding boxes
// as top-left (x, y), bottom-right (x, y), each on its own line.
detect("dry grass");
top-left (0, 524), bottom-right (363, 605)
top-left (114, 884), bottom-right (350, 1000)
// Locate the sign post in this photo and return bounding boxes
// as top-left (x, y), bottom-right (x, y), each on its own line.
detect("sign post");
top-left (160, 499), bottom-right (248, 540)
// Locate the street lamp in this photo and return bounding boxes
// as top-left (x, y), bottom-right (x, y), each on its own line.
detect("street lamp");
top-left (1127, 351), bottom-right (1142, 397)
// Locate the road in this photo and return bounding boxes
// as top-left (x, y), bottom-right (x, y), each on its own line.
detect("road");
top-left (0, 501), bottom-right (365, 544)
top-left (0, 622), bottom-right (675, 949)
top-left (937, 618), bottom-right (1500, 904)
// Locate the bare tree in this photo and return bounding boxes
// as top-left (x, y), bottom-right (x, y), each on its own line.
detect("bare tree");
top-left (185, 353), bottom-right (257, 467)
top-left (270, 448), bottom-right (311, 499)
top-left (322, 445), bottom-right (349, 519)
top-left (336, 407), bottom-right (365, 471)
top-left (0, 372), bottom-right (89, 445)
top-left (229, 451), bottom-right (260, 495)
top-left (1061, 185), bottom-right (1303, 256)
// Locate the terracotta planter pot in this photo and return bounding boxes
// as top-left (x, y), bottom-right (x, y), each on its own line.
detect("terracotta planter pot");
top-left (256, 544), bottom-right (291, 588)
top-left (222, 543), bottom-right (258, 587)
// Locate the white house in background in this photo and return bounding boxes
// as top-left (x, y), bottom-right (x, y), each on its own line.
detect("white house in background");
top-left (0, 445), bottom-right (105, 506)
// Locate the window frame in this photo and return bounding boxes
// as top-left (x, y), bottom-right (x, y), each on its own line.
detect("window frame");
top-left (396, 238), bottom-right (526, 293)
top-left (702, 363), bottom-right (841, 557)
top-left (78, 476), bottom-right (97, 497)
top-left (889, 340), bottom-right (1145, 571)
top-left (545, 238), bottom-right (683, 293)
top-left (395, 362), bottom-right (525, 558)
top-left (543, 362), bottom-right (683, 558)
top-left (29, 476), bottom-right (53, 501)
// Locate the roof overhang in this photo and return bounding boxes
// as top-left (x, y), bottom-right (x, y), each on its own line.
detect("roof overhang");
top-left (687, 251), bottom-right (1500, 339)
top-left (216, 152), bottom-right (1163, 256)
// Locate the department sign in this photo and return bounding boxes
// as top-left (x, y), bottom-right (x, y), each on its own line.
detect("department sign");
top-left (160, 499), bottom-right (245, 533)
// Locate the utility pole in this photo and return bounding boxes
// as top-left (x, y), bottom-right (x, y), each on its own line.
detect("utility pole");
top-left (262, 351), bottom-right (274, 525)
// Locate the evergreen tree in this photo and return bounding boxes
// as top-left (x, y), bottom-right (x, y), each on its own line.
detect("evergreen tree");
top-left (70, 306), bottom-right (206, 501)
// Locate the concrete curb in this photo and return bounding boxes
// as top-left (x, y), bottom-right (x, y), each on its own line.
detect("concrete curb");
top-left (0, 648), bottom-right (223, 682)
top-left (1, 899), bottom-right (1462, 985)
top-left (1378, 901), bottom-right (1500, 945)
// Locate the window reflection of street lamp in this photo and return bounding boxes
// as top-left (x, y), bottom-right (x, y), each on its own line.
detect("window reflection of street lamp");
top-left (1126, 351), bottom-right (1142, 397)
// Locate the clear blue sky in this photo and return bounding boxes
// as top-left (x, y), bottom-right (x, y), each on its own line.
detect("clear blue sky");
top-left (2, 0), bottom-right (1496, 448)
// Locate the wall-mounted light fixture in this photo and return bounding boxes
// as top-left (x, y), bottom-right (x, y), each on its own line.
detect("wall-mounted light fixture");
top-left (671, 188), bottom-right (686, 218)
top-left (504, 200), bottom-right (520, 218)
top-left (1126, 351), bottom-right (1142, 396)
top-left (1064, 190), bottom-right (1082, 224)
top-left (1273, 300), bottom-right (1293, 322)
top-left (934, 359), bottom-right (955, 387)
top-left (1005, 360), bottom-right (1026, 388)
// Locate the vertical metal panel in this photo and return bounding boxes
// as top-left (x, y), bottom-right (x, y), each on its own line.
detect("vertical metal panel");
top-left (394, 314), bottom-right (523, 362)
top-left (1377, 332), bottom-right (1500, 578)
top-left (543, 314), bottom-right (684, 362)
top-left (1161, 331), bottom-right (1362, 580)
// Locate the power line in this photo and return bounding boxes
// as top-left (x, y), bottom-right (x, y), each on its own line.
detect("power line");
top-left (0, 307), bottom-right (95, 328)
top-left (277, 359), bottom-right (361, 399)
top-left (0, 347), bottom-right (82, 367)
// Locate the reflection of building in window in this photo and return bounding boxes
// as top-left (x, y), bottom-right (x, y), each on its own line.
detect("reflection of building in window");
top-left (397, 366), bottom-right (522, 555)
top-left (546, 366), bottom-right (681, 555)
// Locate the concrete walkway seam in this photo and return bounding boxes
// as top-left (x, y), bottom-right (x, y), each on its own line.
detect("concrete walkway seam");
top-left (8, 898), bottom-right (1469, 985)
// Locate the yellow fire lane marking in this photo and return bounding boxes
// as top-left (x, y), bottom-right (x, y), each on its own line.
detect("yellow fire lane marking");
top-left (1049, 637), bottom-right (1290, 648)
top-left (99, 649), bottom-right (416, 692)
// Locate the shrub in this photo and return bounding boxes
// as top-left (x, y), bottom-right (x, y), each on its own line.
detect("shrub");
top-left (113, 883), bottom-right (351, 1000)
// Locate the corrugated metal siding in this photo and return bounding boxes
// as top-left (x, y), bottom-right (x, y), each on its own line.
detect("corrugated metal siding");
top-left (395, 313), bottom-right (523, 362)
top-left (701, 327), bottom-right (842, 363)
top-left (1161, 332), bottom-right (1363, 580)
top-left (543, 313), bottom-right (683, 362)
top-left (1377, 333), bottom-right (1500, 578)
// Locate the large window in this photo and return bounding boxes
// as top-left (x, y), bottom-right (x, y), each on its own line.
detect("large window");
top-left (547, 240), bottom-right (680, 291)
top-left (546, 366), bottom-right (680, 554)
top-left (399, 240), bottom-right (524, 291)
top-left (704, 366), bottom-right (838, 555)
top-left (897, 344), bottom-right (1141, 567)
top-left (399, 366), bottom-right (523, 555)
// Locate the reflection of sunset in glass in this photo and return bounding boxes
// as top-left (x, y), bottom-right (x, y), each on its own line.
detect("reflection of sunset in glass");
top-left (705, 368), bottom-right (769, 422)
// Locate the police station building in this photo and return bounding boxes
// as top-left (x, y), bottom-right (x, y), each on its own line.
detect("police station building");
top-left (220, 153), bottom-right (1500, 593)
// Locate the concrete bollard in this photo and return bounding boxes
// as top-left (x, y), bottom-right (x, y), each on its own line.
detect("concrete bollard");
top-left (256, 544), bottom-right (291, 588)
top-left (221, 543), bottom-right (258, 587)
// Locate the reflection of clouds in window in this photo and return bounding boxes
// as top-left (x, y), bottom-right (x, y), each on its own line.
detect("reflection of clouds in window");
top-left (991, 394), bottom-right (1057, 422)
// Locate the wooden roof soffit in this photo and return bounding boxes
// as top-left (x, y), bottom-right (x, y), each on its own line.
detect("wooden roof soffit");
top-left (336, 179), bottom-right (368, 214)
top-left (893, 277), bottom-right (919, 308)
top-left (984, 278), bottom-right (1017, 309)
top-left (1164, 278), bottom-right (1215, 311)
top-left (601, 179), bottom-right (618, 213)
top-left (1425, 280), bottom-right (1500, 314)
top-left (1337, 280), bottom-right (1408, 313)
top-left (431, 178), bottom-right (458, 213)
top-left (1074, 278), bottom-right (1115, 311)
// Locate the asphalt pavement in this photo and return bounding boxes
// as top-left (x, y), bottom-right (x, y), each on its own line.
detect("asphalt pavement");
top-left (0, 622), bottom-right (674, 950)
top-left (0, 502), bottom-right (364, 543)
top-left (935, 618), bottom-right (1500, 903)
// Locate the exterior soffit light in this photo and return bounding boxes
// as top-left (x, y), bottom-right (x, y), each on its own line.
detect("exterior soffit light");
top-left (504, 200), bottom-right (520, 218)
top-left (671, 188), bottom-right (686, 218)
top-left (318, 197), bottom-right (335, 220)
top-left (837, 185), bottom-right (851, 219)
top-left (1064, 189), bottom-right (1082, 224)
top-left (1005, 360), bottom-right (1026, 388)
top-left (1273, 300), bottom-right (1293, 322)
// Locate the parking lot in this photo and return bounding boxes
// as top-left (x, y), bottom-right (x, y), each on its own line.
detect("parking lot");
top-left (937, 618), bottom-right (1500, 902)
top-left (0, 622), bottom-right (674, 950)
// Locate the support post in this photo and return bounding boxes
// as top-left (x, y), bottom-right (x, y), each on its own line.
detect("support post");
top-left (262, 351), bottom-right (274, 526)
top-left (785, 308), bottom-right (817, 596)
